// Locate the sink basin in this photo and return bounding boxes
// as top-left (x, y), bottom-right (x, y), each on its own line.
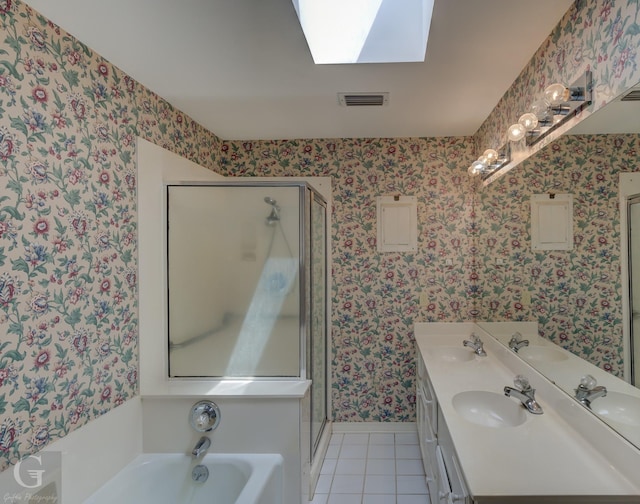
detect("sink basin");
top-left (590, 392), bottom-right (640, 427)
top-left (452, 391), bottom-right (527, 428)
top-left (517, 346), bottom-right (568, 363)
top-left (429, 347), bottom-right (475, 363)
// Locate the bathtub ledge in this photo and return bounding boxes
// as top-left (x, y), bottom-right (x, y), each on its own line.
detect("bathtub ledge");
top-left (141, 378), bottom-right (311, 398)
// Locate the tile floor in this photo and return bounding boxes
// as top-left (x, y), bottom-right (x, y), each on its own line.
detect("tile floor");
top-left (311, 431), bottom-right (431, 504)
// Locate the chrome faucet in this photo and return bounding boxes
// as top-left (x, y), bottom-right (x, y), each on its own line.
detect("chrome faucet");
top-left (504, 375), bottom-right (543, 414)
top-left (508, 332), bottom-right (529, 352)
top-left (575, 375), bottom-right (607, 409)
top-left (463, 333), bottom-right (487, 356)
top-left (192, 436), bottom-right (211, 458)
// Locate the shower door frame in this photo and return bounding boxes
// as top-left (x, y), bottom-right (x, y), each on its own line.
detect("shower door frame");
top-left (165, 179), bottom-right (326, 382)
top-left (309, 189), bottom-right (328, 460)
top-left (620, 173), bottom-right (640, 385)
top-left (627, 195), bottom-right (640, 386)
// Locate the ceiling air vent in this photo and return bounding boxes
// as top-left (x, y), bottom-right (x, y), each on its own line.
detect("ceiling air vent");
top-left (338, 92), bottom-right (389, 107)
top-left (621, 89), bottom-right (640, 101)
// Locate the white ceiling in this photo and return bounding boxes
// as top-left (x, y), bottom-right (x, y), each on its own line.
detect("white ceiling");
top-left (24, 0), bottom-right (575, 140)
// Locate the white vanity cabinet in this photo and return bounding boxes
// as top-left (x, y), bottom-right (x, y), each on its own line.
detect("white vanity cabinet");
top-left (416, 350), bottom-right (471, 504)
top-left (414, 322), bottom-right (640, 503)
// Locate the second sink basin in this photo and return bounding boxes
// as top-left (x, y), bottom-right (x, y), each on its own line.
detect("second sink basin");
top-left (590, 392), bottom-right (640, 427)
top-left (452, 390), bottom-right (527, 428)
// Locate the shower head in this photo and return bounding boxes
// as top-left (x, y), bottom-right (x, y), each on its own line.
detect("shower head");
top-left (264, 196), bottom-right (280, 226)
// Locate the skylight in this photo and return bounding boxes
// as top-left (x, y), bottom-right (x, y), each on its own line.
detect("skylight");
top-left (292, 0), bottom-right (434, 64)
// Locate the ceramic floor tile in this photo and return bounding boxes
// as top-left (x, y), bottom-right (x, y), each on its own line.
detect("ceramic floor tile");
top-left (343, 433), bottom-right (370, 445)
top-left (396, 458), bottom-right (425, 475)
top-left (321, 458), bottom-right (338, 475)
top-left (331, 474), bottom-right (365, 494)
top-left (325, 445), bottom-right (341, 459)
top-left (363, 494), bottom-right (396, 504)
top-left (395, 444), bottom-right (421, 460)
top-left (369, 433), bottom-right (395, 445)
top-left (394, 432), bottom-right (419, 445)
top-left (397, 495), bottom-right (431, 504)
top-left (318, 429), bottom-right (427, 504)
top-left (316, 474), bottom-right (333, 494)
top-left (311, 493), bottom-right (329, 504)
top-left (366, 458), bottom-right (396, 475)
top-left (336, 458), bottom-right (367, 475)
top-left (396, 475), bottom-right (428, 495)
top-left (340, 444), bottom-right (368, 459)
top-left (364, 474), bottom-right (396, 494)
top-left (367, 444), bottom-right (395, 459)
top-left (327, 494), bottom-right (362, 504)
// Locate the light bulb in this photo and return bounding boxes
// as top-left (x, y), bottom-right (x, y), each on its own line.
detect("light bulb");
top-left (507, 123), bottom-right (526, 142)
top-left (544, 83), bottom-right (570, 106)
top-left (468, 160), bottom-right (485, 176)
top-left (482, 149), bottom-right (499, 164)
top-left (477, 155), bottom-right (489, 166)
top-left (518, 112), bottom-right (538, 131)
top-left (530, 98), bottom-right (551, 120)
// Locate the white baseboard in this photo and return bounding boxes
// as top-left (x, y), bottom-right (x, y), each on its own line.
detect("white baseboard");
top-left (331, 422), bottom-right (416, 433)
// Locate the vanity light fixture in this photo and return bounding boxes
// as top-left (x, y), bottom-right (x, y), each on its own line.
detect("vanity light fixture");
top-left (468, 144), bottom-right (511, 179)
top-left (506, 70), bottom-right (592, 147)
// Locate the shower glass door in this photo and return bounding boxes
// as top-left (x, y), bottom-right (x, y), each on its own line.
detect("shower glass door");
top-left (310, 191), bottom-right (327, 457)
top-left (166, 184), bottom-right (302, 378)
top-left (628, 195), bottom-right (640, 387)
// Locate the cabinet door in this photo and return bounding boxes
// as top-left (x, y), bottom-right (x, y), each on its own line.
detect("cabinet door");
top-left (449, 453), bottom-right (471, 503)
top-left (434, 446), bottom-right (452, 504)
top-left (437, 408), bottom-right (470, 504)
top-left (417, 386), bottom-right (437, 484)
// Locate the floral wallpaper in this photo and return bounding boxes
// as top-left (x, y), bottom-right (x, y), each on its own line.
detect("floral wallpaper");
top-left (477, 133), bottom-right (639, 376)
top-left (476, 0), bottom-right (640, 170)
top-left (218, 138), bottom-right (477, 422)
top-left (0, 1), bottom-right (219, 471)
top-left (1, 0), bottom-right (637, 475)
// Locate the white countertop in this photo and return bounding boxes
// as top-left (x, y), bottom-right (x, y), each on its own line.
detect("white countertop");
top-left (478, 321), bottom-right (640, 449)
top-left (414, 322), bottom-right (640, 503)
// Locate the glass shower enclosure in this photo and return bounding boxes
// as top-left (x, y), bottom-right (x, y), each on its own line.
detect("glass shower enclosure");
top-left (165, 181), bottom-right (328, 454)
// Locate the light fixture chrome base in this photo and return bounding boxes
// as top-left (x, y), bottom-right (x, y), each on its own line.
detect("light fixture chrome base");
top-left (525, 70), bottom-right (592, 146)
top-left (468, 143), bottom-right (511, 180)
top-left (479, 143), bottom-right (511, 180)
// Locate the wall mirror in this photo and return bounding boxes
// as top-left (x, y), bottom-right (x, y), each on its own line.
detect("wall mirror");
top-left (477, 79), bottom-right (640, 449)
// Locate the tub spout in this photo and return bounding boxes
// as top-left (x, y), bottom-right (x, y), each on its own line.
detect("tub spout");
top-left (192, 436), bottom-right (211, 458)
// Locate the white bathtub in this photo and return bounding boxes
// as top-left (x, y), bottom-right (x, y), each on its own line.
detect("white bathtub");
top-left (84, 453), bottom-right (283, 504)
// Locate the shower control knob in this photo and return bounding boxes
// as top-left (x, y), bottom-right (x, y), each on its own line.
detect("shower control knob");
top-left (189, 400), bottom-right (221, 432)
